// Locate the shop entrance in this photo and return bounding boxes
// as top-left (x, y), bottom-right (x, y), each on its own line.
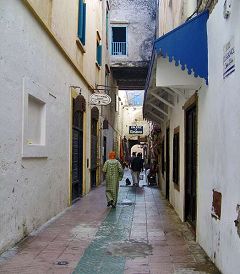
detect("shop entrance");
top-left (185, 104), bottom-right (197, 228)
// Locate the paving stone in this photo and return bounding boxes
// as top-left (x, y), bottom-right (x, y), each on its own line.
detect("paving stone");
top-left (0, 171), bottom-right (220, 274)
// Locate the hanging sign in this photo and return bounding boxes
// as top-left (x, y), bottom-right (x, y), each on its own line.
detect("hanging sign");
top-left (89, 93), bottom-right (111, 106)
top-left (129, 126), bottom-right (143, 134)
top-left (223, 38), bottom-right (235, 79)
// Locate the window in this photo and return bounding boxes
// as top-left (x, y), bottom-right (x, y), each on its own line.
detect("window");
top-left (78, 0), bottom-right (86, 45)
top-left (111, 26), bottom-right (127, 55)
top-left (173, 127), bottom-right (180, 187)
top-left (96, 40), bottom-right (102, 66)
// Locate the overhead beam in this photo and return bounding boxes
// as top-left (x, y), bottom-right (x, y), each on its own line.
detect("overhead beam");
top-left (150, 91), bottom-right (174, 108)
top-left (145, 113), bottom-right (162, 125)
top-left (148, 102), bottom-right (168, 117)
top-left (167, 87), bottom-right (187, 98)
top-left (161, 87), bottom-right (176, 97)
top-left (146, 111), bottom-right (164, 122)
top-left (145, 101), bottom-right (165, 120)
top-left (148, 96), bottom-right (166, 111)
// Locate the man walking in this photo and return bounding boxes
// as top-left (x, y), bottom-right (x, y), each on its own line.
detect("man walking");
top-left (131, 153), bottom-right (143, 187)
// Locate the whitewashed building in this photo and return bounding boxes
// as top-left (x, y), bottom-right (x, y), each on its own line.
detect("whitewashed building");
top-left (144, 0), bottom-right (240, 273)
top-left (0, 0), bottom-right (115, 253)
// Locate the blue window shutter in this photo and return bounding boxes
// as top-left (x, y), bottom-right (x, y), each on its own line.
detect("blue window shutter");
top-left (82, 3), bottom-right (86, 45)
top-left (97, 45), bottom-right (102, 66)
top-left (78, 0), bottom-right (83, 40)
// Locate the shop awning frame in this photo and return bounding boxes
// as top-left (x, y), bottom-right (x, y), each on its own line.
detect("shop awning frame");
top-left (144, 11), bottom-right (209, 123)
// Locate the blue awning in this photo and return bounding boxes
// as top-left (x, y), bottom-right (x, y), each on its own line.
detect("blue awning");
top-left (154, 11), bottom-right (209, 84)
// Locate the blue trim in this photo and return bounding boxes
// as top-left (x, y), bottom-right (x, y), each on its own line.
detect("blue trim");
top-left (78, 0), bottom-right (86, 45)
top-left (82, 3), bottom-right (86, 45)
top-left (97, 44), bottom-right (102, 66)
top-left (147, 11), bottom-right (209, 90)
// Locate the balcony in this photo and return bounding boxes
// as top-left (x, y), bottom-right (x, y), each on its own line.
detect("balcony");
top-left (111, 42), bottom-right (127, 56)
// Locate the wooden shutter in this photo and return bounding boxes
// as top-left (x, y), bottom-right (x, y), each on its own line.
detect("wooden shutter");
top-left (97, 44), bottom-right (102, 66)
top-left (78, 0), bottom-right (86, 45)
top-left (82, 3), bottom-right (86, 45)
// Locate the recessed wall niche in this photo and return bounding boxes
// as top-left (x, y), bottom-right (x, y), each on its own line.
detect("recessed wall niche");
top-left (22, 78), bottom-right (48, 158)
top-left (27, 94), bottom-right (46, 145)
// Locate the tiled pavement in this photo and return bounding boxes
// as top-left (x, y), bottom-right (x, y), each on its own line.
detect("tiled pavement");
top-left (0, 170), bottom-right (220, 274)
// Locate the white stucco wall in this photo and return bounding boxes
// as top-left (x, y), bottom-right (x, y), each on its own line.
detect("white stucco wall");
top-left (159, 90), bottom-right (198, 221)
top-left (0, 0), bottom-right (92, 252)
top-left (158, 0), bottom-right (198, 36)
top-left (197, 1), bottom-right (240, 273)
top-left (103, 126), bottom-right (115, 158)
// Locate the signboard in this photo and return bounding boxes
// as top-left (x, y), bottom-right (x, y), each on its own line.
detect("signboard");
top-left (89, 93), bottom-right (111, 106)
top-left (129, 126), bottom-right (143, 134)
top-left (223, 38), bottom-right (235, 79)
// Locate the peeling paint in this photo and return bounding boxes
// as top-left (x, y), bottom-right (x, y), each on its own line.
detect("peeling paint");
top-left (110, 0), bottom-right (156, 62)
top-left (235, 204), bottom-right (240, 237)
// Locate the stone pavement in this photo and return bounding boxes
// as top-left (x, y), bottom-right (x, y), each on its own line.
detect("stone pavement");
top-left (0, 170), bottom-right (220, 274)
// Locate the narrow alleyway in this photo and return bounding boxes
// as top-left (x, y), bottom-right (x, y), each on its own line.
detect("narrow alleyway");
top-left (0, 170), bottom-right (220, 274)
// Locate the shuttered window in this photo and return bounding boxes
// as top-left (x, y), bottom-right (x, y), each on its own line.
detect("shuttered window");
top-left (78, 0), bottom-right (86, 45)
top-left (96, 43), bottom-right (102, 66)
top-left (173, 127), bottom-right (180, 186)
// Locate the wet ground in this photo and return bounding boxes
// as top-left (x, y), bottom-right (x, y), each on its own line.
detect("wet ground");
top-left (0, 170), bottom-right (220, 274)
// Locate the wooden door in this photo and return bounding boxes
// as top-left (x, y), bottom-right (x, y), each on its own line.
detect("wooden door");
top-left (72, 105), bottom-right (83, 202)
top-left (185, 104), bottom-right (197, 228)
top-left (166, 127), bottom-right (170, 200)
top-left (91, 107), bottom-right (99, 188)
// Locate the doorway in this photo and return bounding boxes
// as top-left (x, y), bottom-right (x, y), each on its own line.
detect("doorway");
top-left (91, 107), bottom-right (99, 188)
top-left (103, 136), bottom-right (107, 163)
top-left (166, 127), bottom-right (170, 200)
top-left (185, 104), bottom-right (197, 228)
top-left (72, 96), bottom-right (84, 202)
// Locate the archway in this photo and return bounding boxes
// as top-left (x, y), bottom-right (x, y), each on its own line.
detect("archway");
top-left (130, 144), bottom-right (143, 156)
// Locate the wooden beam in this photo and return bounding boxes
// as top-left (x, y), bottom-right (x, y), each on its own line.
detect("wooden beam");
top-left (145, 113), bottom-right (162, 125)
top-left (150, 91), bottom-right (174, 108)
top-left (146, 111), bottom-right (164, 122)
top-left (148, 102), bottom-right (168, 116)
top-left (145, 100), bottom-right (165, 119)
top-left (167, 87), bottom-right (187, 98)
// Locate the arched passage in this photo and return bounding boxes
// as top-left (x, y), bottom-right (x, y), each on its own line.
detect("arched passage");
top-left (130, 144), bottom-right (143, 156)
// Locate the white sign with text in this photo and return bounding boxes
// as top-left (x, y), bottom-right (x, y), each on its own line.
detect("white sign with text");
top-left (223, 38), bottom-right (235, 79)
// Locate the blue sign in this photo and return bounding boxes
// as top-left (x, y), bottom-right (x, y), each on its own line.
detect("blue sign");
top-left (129, 126), bottom-right (143, 134)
